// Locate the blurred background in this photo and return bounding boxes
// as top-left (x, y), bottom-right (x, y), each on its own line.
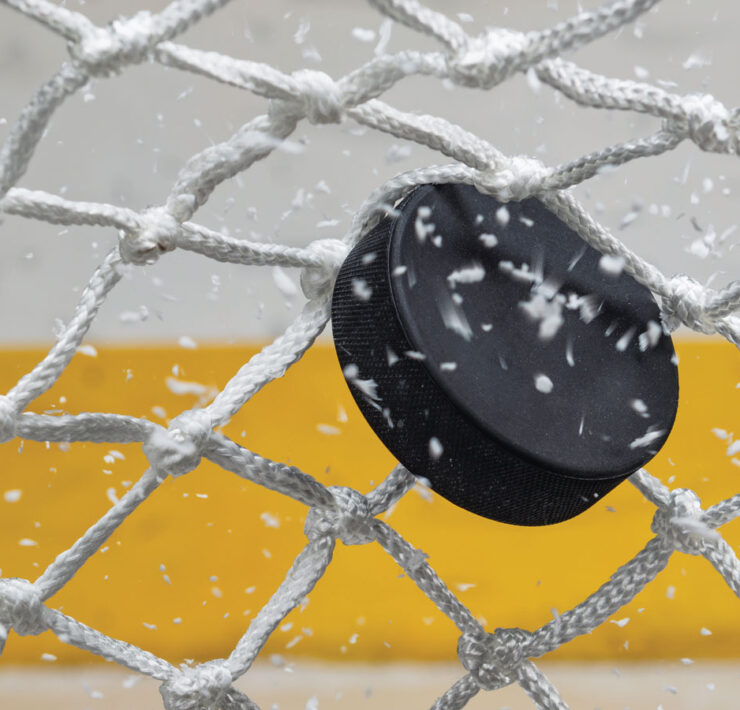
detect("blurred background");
top-left (0, 0), bottom-right (738, 707)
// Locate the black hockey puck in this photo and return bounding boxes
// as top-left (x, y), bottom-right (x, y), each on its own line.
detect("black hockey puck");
top-left (331, 183), bottom-right (678, 525)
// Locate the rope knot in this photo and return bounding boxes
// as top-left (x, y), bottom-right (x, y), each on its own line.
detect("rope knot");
top-left (651, 488), bottom-right (718, 555)
top-left (271, 70), bottom-right (345, 125)
top-left (160, 661), bottom-right (234, 710)
top-left (666, 94), bottom-right (738, 154)
top-left (142, 409), bottom-right (212, 477)
top-left (457, 627), bottom-right (533, 690)
top-left (69, 12), bottom-right (156, 77)
top-left (300, 239), bottom-right (348, 299)
top-left (119, 205), bottom-right (180, 265)
top-left (475, 156), bottom-right (550, 202)
top-left (449, 29), bottom-right (528, 89)
top-left (660, 275), bottom-right (714, 334)
top-left (305, 486), bottom-right (374, 545)
top-left (0, 578), bottom-right (46, 638)
top-left (0, 395), bottom-right (17, 444)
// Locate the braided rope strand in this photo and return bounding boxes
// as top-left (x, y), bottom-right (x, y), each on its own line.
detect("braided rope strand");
top-left (0, 0), bottom-right (737, 708)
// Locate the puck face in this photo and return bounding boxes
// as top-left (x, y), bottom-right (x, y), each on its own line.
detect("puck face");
top-left (332, 183), bottom-right (679, 524)
top-left (389, 184), bottom-right (677, 480)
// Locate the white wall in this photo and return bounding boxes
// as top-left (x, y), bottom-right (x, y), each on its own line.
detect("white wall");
top-left (1, 0), bottom-right (737, 344)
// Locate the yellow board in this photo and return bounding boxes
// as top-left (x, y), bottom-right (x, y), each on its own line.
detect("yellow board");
top-left (0, 339), bottom-right (737, 665)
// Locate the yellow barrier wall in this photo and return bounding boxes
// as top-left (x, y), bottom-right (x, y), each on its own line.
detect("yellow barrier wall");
top-left (0, 339), bottom-right (737, 665)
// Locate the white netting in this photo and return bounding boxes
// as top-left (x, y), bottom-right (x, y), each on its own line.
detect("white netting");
top-left (0, 0), bottom-right (738, 708)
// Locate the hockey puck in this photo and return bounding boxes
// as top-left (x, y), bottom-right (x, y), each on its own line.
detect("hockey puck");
top-left (331, 183), bottom-right (678, 525)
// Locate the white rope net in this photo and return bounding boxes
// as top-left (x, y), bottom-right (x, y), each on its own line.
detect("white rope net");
top-left (0, 0), bottom-right (738, 707)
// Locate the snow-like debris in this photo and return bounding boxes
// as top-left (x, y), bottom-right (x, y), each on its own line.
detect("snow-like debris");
top-left (414, 206), bottom-right (434, 242)
top-left (260, 512), bottom-right (280, 528)
top-left (178, 335), bottom-right (197, 349)
top-left (428, 437), bottom-right (443, 459)
top-left (447, 263), bottom-right (485, 288)
top-left (78, 344), bottom-right (98, 357)
top-left (119, 306), bottom-right (149, 323)
top-left (439, 297), bottom-right (473, 341)
top-left (404, 350), bottom-right (426, 360)
top-left (630, 399), bottom-right (649, 417)
top-left (534, 374), bottom-right (553, 393)
top-left (598, 254), bottom-right (625, 276)
top-left (565, 339), bottom-right (575, 367)
top-left (386, 346), bottom-right (399, 366)
top-left (316, 219), bottom-right (339, 229)
top-left (352, 27), bottom-right (376, 43)
top-left (688, 239), bottom-right (710, 259)
top-left (615, 326), bottom-right (636, 352)
top-left (499, 260), bottom-right (537, 284)
top-left (317, 423), bottom-right (341, 436)
top-left (166, 377), bottom-right (217, 406)
top-left (629, 427), bottom-right (665, 449)
top-left (343, 364), bottom-right (380, 401)
top-left (683, 51), bottom-right (712, 69)
top-left (495, 205), bottom-right (510, 226)
top-left (478, 233), bottom-right (498, 248)
top-left (440, 361), bottom-right (457, 372)
top-left (3, 489), bottom-right (21, 503)
top-left (519, 291), bottom-right (564, 340)
top-left (294, 17), bottom-right (310, 44)
top-left (638, 320), bottom-right (662, 351)
top-left (352, 278), bottom-right (373, 301)
top-left (567, 247), bottom-right (586, 271)
top-left (386, 143), bottom-right (412, 163)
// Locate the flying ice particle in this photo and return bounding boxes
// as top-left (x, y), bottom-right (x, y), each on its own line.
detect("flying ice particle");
top-left (343, 364), bottom-right (380, 401)
top-left (630, 399), bottom-right (649, 417)
top-left (447, 263), bottom-right (485, 288)
top-left (535, 374), bottom-right (553, 393)
top-left (438, 295), bottom-right (473, 341)
top-left (352, 278), bottom-right (372, 301)
top-left (178, 336), bottom-right (197, 349)
top-left (4, 489), bottom-right (21, 503)
top-left (629, 427), bottom-right (666, 449)
top-left (352, 27), bottom-right (376, 42)
top-left (495, 206), bottom-right (510, 227)
top-left (638, 321), bottom-right (662, 351)
top-left (260, 512), bottom-right (280, 528)
top-left (414, 206), bottom-right (434, 242)
top-left (598, 254), bottom-right (625, 276)
top-left (428, 437), bottom-right (443, 459)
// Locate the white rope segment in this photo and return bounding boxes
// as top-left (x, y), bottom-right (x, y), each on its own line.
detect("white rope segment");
top-left (0, 0), bottom-right (738, 708)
